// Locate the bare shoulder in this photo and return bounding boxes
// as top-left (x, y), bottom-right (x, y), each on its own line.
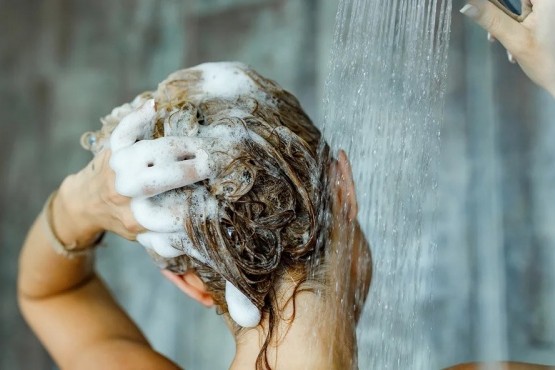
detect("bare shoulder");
top-left (71, 338), bottom-right (182, 370)
top-left (445, 363), bottom-right (555, 370)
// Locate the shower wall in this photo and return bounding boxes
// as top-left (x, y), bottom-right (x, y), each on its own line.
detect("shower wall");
top-left (435, 10), bottom-right (555, 367)
top-left (0, 1), bottom-right (335, 369)
top-left (1, 1), bottom-right (555, 369)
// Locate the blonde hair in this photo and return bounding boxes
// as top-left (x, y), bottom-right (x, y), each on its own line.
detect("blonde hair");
top-left (88, 63), bottom-right (332, 370)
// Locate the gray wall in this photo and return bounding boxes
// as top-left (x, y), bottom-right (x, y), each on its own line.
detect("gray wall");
top-left (435, 8), bottom-right (555, 367)
top-left (0, 1), bottom-right (335, 369)
top-left (2, 0), bottom-right (555, 369)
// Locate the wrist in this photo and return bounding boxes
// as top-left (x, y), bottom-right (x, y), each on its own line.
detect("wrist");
top-left (54, 176), bottom-right (104, 248)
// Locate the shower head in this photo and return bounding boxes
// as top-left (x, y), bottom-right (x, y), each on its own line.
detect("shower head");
top-left (488, 0), bottom-right (532, 22)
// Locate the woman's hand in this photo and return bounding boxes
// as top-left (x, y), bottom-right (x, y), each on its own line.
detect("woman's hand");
top-left (19, 149), bottom-right (182, 370)
top-left (55, 149), bottom-right (146, 245)
top-left (461, 0), bottom-right (555, 97)
top-left (51, 100), bottom-right (158, 245)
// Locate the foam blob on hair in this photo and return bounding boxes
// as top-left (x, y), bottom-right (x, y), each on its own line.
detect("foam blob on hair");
top-left (191, 62), bottom-right (262, 101)
top-left (137, 231), bottom-right (208, 263)
top-left (225, 280), bottom-right (262, 328)
top-left (109, 137), bottom-right (213, 198)
top-left (82, 62), bottom-right (324, 334)
top-left (130, 191), bottom-right (188, 233)
top-left (110, 99), bottom-right (156, 152)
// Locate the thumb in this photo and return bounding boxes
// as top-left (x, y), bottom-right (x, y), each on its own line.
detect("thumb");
top-left (461, 0), bottom-right (529, 56)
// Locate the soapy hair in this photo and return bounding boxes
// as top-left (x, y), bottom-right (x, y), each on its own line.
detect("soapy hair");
top-left (89, 64), bottom-right (330, 370)
top-left (154, 66), bottom-right (329, 370)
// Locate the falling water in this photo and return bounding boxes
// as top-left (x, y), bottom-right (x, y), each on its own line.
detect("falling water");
top-left (319, 0), bottom-right (452, 368)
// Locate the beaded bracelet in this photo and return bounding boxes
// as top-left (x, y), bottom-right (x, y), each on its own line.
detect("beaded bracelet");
top-left (42, 190), bottom-right (105, 258)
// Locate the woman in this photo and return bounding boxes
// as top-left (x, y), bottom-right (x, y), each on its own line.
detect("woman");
top-left (18, 62), bottom-right (371, 370)
top-left (17, 1), bottom-right (555, 369)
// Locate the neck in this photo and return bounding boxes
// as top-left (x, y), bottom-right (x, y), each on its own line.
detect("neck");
top-left (228, 281), bottom-right (357, 370)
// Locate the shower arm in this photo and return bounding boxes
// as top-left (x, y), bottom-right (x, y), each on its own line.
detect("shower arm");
top-left (488, 0), bottom-right (532, 22)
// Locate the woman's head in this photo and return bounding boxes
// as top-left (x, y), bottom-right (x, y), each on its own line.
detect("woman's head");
top-left (82, 62), bottom-right (369, 369)
top-left (152, 63), bottom-right (327, 320)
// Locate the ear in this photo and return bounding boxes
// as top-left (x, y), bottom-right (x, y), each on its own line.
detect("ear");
top-left (160, 269), bottom-right (215, 307)
top-left (333, 150), bottom-right (358, 221)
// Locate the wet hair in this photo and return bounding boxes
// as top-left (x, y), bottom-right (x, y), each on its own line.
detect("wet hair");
top-left (153, 66), bottom-right (329, 369)
top-left (87, 63), bottom-right (331, 370)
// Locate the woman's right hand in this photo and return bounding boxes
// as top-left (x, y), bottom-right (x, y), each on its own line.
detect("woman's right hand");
top-left (52, 100), bottom-right (160, 246)
top-left (55, 148), bottom-right (146, 245)
top-left (461, 0), bottom-right (555, 97)
top-left (54, 98), bottom-right (217, 248)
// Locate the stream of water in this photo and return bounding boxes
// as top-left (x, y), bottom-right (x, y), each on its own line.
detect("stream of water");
top-left (320, 0), bottom-right (452, 368)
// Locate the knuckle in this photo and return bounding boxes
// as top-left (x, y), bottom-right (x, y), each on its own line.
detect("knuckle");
top-left (109, 151), bottom-right (123, 171)
top-left (121, 214), bottom-right (140, 233)
top-left (507, 33), bottom-right (533, 60)
top-left (520, 33), bottom-right (535, 54)
top-left (120, 230), bottom-right (136, 241)
top-left (108, 182), bottom-right (122, 201)
top-left (102, 181), bottom-right (126, 205)
top-left (483, 14), bottom-right (501, 33)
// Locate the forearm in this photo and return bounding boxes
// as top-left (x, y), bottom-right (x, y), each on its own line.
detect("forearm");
top-left (16, 122), bottom-right (182, 368)
top-left (16, 180), bottom-right (165, 368)
top-left (18, 177), bottom-right (103, 299)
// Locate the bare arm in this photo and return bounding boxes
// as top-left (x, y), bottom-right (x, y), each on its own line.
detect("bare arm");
top-left (17, 150), bottom-right (181, 370)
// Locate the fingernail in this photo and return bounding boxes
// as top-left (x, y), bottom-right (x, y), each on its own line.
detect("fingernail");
top-left (507, 50), bottom-right (516, 64)
top-left (487, 32), bottom-right (496, 43)
top-left (460, 3), bottom-right (480, 18)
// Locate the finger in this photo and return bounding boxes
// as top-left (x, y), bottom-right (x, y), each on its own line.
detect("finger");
top-left (110, 138), bottom-right (213, 197)
top-left (110, 136), bottom-right (202, 171)
top-left (487, 32), bottom-right (497, 43)
top-left (119, 207), bottom-right (149, 234)
top-left (130, 191), bottom-right (188, 233)
top-left (136, 157), bottom-right (211, 197)
top-left (160, 269), bottom-right (185, 285)
top-left (115, 155), bottom-right (210, 198)
top-left (507, 50), bottom-right (517, 63)
top-left (110, 99), bottom-right (156, 152)
top-left (136, 231), bottom-right (208, 262)
top-left (461, 0), bottom-right (529, 56)
top-left (137, 231), bottom-right (186, 258)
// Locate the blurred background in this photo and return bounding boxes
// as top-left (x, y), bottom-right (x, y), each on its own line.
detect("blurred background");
top-left (1, 0), bottom-right (555, 369)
